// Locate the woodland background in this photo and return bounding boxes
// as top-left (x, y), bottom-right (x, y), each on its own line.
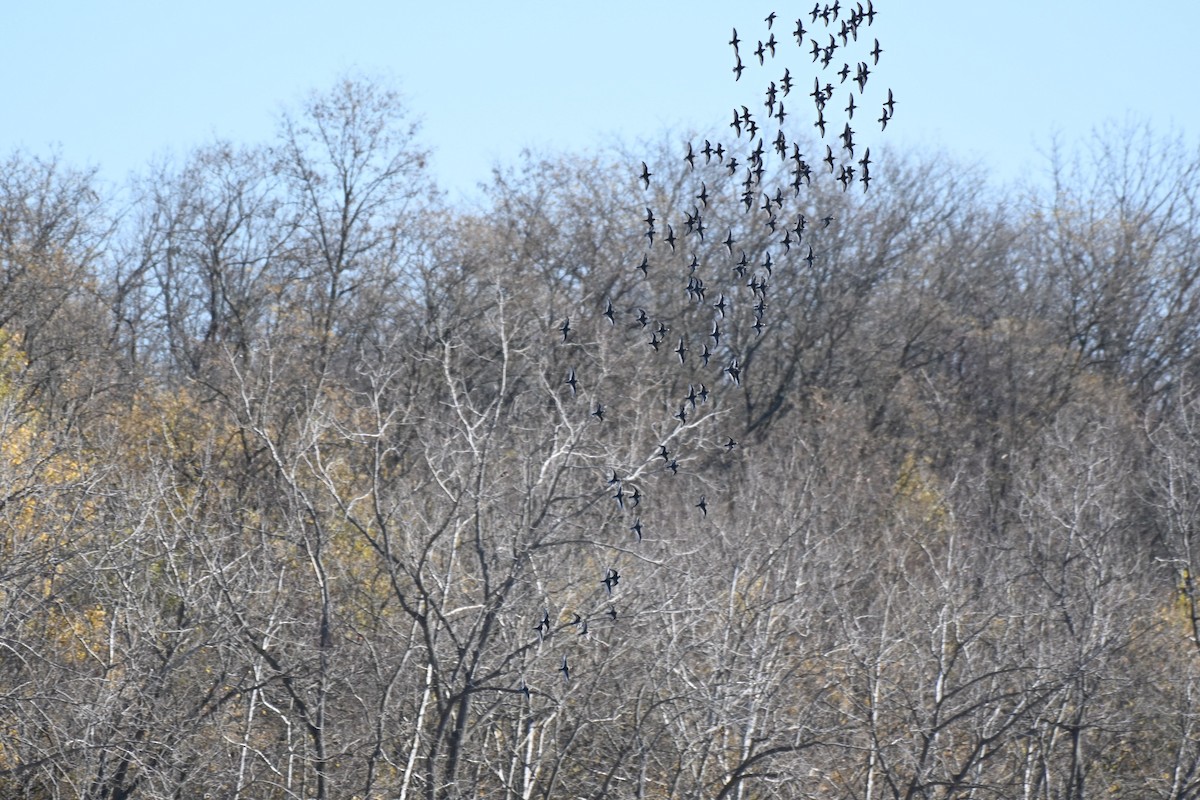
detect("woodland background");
top-left (3, 78), bottom-right (1200, 799)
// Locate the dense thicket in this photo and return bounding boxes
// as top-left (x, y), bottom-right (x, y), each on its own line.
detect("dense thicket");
top-left (2, 80), bottom-right (1200, 800)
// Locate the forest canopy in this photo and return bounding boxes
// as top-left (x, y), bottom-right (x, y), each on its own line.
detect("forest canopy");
top-left (2, 71), bottom-right (1200, 800)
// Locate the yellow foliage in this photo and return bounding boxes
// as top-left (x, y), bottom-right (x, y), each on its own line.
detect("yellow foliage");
top-left (892, 452), bottom-right (949, 531)
top-left (39, 601), bottom-right (109, 665)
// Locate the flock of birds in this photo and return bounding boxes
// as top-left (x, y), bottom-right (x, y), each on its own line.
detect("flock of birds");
top-left (523, 1), bottom-right (892, 698)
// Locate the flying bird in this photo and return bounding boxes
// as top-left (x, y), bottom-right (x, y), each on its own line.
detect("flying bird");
top-left (640, 161), bottom-right (652, 189)
top-left (603, 568), bottom-right (621, 594)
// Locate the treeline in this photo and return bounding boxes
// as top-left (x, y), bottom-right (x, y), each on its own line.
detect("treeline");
top-left (2, 78), bottom-right (1200, 799)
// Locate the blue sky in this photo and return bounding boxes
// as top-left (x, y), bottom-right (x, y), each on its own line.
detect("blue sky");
top-left (6, 1), bottom-right (1198, 201)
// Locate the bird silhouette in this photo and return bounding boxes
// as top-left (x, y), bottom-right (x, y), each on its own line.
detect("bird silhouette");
top-left (559, 655), bottom-right (570, 682)
top-left (603, 568), bottom-right (621, 594)
top-left (640, 161), bottom-right (652, 189)
top-left (696, 496), bottom-right (708, 517)
top-left (565, 368), bottom-right (578, 395)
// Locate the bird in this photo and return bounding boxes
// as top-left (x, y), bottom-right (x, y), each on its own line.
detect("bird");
top-left (666, 459), bottom-right (680, 475)
top-left (640, 161), bottom-right (652, 189)
top-left (765, 11), bottom-right (776, 28)
top-left (714, 294), bottom-right (727, 317)
top-left (723, 229), bottom-right (735, 253)
top-left (565, 368), bottom-right (578, 395)
top-left (879, 108), bottom-right (890, 130)
top-left (591, 403), bottom-right (605, 421)
top-left (696, 496), bottom-right (708, 517)
top-left (725, 437), bottom-right (738, 450)
top-left (607, 605), bottom-right (618, 622)
top-left (870, 38), bottom-right (882, 64)
top-left (535, 610), bottom-right (550, 639)
top-left (637, 254), bottom-right (650, 276)
top-left (560, 317), bottom-right (571, 342)
top-left (603, 299), bottom-right (615, 325)
top-left (657, 444), bottom-right (670, 461)
top-left (855, 61), bottom-right (870, 93)
top-left (559, 655), bottom-right (570, 682)
top-left (845, 93), bottom-right (856, 118)
top-left (733, 54), bottom-right (745, 81)
top-left (725, 359), bottom-right (741, 385)
top-left (631, 517), bottom-right (643, 541)
top-left (636, 308), bottom-right (649, 327)
top-left (603, 568), bottom-right (621, 594)
top-left (730, 27), bottom-right (740, 51)
top-left (578, 619), bottom-right (589, 637)
top-left (884, 87), bottom-right (896, 115)
top-left (665, 225), bottom-right (676, 253)
top-left (520, 679), bottom-right (531, 699)
top-left (684, 141), bottom-right (695, 169)
top-left (675, 337), bottom-right (687, 364)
